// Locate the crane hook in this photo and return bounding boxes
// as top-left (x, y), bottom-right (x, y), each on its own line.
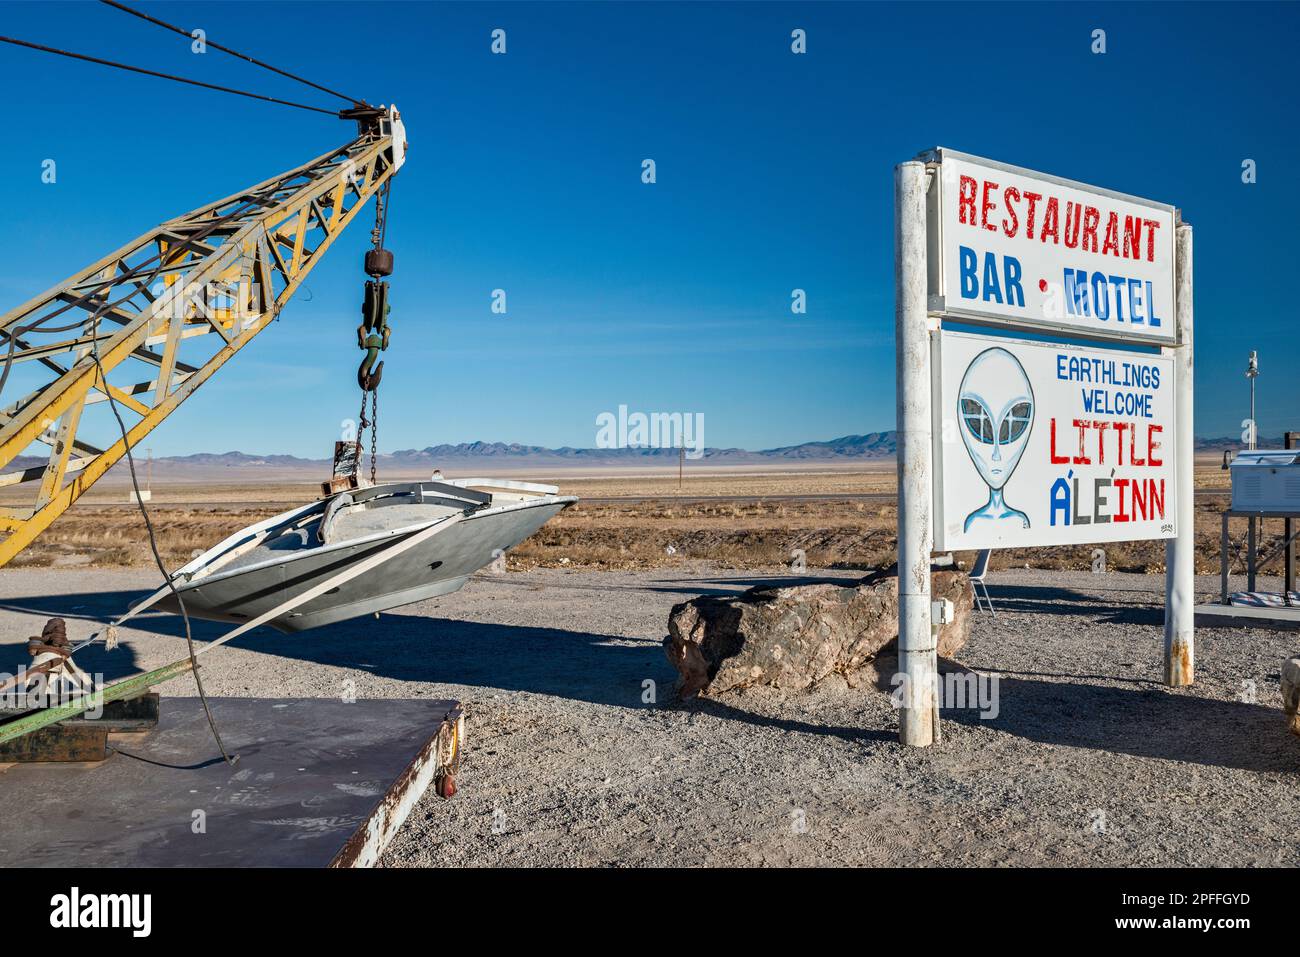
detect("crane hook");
top-left (357, 278), bottom-right (391, 391)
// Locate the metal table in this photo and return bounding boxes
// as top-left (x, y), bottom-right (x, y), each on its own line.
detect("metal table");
top-left (1219, 508), bottom-right (1300, 603)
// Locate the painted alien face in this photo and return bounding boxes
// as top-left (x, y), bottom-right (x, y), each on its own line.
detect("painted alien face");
top-left (958, 348), bottom-right (1034, 491)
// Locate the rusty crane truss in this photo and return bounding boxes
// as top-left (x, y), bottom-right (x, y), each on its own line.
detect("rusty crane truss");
top-left (0, 107), bottom-right (407, 567)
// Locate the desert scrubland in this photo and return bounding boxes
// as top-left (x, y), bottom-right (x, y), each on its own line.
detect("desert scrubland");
top-left (0, 459), bottom-right (1264, 579)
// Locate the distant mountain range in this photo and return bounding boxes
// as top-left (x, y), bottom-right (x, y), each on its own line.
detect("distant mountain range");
top-left (6, 434), bottom-right (899, 478)
top-left (7, 431), bottom-right (1275, 477)
top-left (386, 432), bottom-right (900, 465)
top-left (1193, 436), bottom-right (1287, 453)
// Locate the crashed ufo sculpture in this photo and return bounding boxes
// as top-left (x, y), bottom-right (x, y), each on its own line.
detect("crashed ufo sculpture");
top-left (154, 479), bottom-right (575, 632)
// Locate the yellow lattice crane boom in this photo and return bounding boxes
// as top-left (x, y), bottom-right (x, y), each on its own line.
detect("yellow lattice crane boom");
top-left (0, 107), bottom-right (407, 567)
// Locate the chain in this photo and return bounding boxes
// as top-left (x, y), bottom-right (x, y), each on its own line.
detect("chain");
top-left (356, 390), bottom-right (370, 484)
top-left (369, 389), bottom-right (379, 485)
top-left (371, 180), bottom-right (388, 247)
top-left (355, 389), bottom-right (379, 485)
top-left (352, 176), bottom-right (390, 489)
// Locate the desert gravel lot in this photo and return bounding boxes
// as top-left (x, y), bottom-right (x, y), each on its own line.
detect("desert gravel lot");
top-left (0, 564), bottom-right (1297, 867)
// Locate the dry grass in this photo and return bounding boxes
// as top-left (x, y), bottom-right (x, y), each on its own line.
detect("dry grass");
top-left (0, 464), bottom-right (1261, 576)
top-left (5, 505), bottom-right (285, 570)
top-left (512, 498), bottom-right (897, 571)
top-left (514, 496), bottom-right (1271, 577)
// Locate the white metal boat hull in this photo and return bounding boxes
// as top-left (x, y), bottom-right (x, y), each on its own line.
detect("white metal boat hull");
top-left (154, 481), bottom-right (574, 632)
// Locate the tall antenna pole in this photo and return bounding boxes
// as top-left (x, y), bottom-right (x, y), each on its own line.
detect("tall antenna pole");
top-left (1247, 350), bottom-right (1259, 449)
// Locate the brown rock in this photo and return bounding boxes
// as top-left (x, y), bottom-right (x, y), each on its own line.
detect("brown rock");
top-left (664, 567), bottom-right (972, 698)
top-left (1282, 657), bottom-right (1300, 736)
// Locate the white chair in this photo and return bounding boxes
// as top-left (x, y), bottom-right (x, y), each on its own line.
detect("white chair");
top-left (969, 549), bottom-right (995, 616)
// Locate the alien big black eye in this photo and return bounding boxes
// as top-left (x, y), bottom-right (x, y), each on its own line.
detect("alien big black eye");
top-left (960, 398), bottom-right (994, 444)
top-left (1000, 401), bottom-right (1032, 443)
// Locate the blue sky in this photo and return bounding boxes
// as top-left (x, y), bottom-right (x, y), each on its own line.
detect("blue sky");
top-left (0, 0), bottom-right (1295, 456)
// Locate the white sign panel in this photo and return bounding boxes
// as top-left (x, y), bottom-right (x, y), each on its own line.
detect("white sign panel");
top-left (931, 149), bottom-right (1176, 343)
top-left (933, 330), bottom-right (1177, 551)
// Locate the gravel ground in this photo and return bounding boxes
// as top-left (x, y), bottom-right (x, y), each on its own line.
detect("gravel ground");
top-left (0, 564), bottom-right (1297, 867)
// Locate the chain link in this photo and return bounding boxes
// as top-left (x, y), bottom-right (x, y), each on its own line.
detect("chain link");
top-left (352, 177), bottom-right (389, 489)
top-left (356, 389), bottom-right (377, 485)
top-left (369, 389), bottom-right (379, 485)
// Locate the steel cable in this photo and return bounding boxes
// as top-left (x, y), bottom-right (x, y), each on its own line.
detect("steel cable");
top-left (88, 311), bottom-right (238, 766)
top-left (99, 0), bottom-right (367, 106)
top-left (0, 34), bottom-right (341, 115)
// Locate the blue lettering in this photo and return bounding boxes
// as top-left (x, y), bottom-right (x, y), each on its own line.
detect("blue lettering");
top-left (959, 246), bottom-right (978, 299)
top-left (1091, 272), bottom-right (1110, 320)
top-left (1064, 268), bottom-right (1090, 316)
top-left (1128, 278), bottom-right (1145, 324)
top-left (1004, 256), bottom-right (1024, 307)
top-left (982, 252), bottom-right (1003, 303)
top-left (1050, 475), bottom-right (1072, 527)
top-left (1108, 275), bottom-right (1128, 321)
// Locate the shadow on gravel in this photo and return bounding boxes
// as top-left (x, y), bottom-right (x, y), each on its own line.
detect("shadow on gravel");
top-left (660, 574), bottom-right (865, 589)
top-left (982, 584), bottom-right (1164, 624)
top-left (678, 697), bottom-right (896, 744)
top-left (0, 590), bottom-right (155, 683)
top-left (645, 575), bottom-right (864, 598)
top-left (0, 589), bottom-right (165, 625)
top-left (472, 573), bottom-right (865, 599)
top-left (0, 587), bottom-right (674, 709)
top-left (944, 676), bottom-right (1299, 773)
top-left (242, 616), bottom-right (675, 710)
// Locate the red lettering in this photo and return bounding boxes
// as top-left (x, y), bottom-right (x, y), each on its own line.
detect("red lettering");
top-left (1064, 202), bottom-right (1082, 249)
top-left (1144, 218), bottom-right (1161, 262)
top-left (1101, 211), bottom-right (1120, 257)
top-left (1148, 424), bottom-right (1163, 466)
top-left (981, 180), bottom-right (998, 232)
top-left (1082, 206), bottom-right (1100, 253)
top-left (958, 175), bottom-right (977, 225)
top-left (1050, 417), bottom-right (1069, 463)
top-left (1092, 420), bottom-right (1110, 462)
top-left (1129, 425), bottom-right (1145, 467)
top-left (1040, 197), bottom-right (1060, 244)
top-left (1149, 479), bottom-right (1165, 519)
top-left (1023, 191), bottom-right (1041, 239)
top-left (1114, 422), bottom-right (1128, 465)
top-left (1114, 478), bottom-right (1130, 522)
top-left (1122, 215), bottom-right (1143, 260)
top-left (1002, 186), bottom-right (1020, 238)
top-left (1073, 418), bottom-right (1091, 464)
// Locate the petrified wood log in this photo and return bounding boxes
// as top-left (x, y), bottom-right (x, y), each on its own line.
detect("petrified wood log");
top-left (664, 567), bottom-right (972, 698)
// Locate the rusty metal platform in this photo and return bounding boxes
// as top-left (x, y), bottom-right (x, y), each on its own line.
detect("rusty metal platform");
top-left (0, 697), bottom-right (462, 867)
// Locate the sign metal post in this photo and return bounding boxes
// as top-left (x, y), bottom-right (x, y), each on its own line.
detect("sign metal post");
top-left (895, 160), bottom-right (938, 746)
top-left (1165, 222), bottom-right (1194, 685)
